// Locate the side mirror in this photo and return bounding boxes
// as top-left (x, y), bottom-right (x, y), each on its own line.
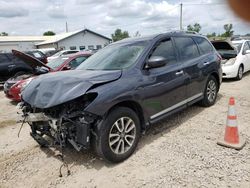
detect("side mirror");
top-left (146, 56), bottom-right (167, 69)
top-left (62, 65), bottom-right (71, 70)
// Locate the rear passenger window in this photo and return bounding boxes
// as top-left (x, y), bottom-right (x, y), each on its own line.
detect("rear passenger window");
top-left (174, 37), bottom-right (199, 61)
top-left (193, 37), bottom-right (213, 54)
top-left (151, 39), bottom-right (177, 64)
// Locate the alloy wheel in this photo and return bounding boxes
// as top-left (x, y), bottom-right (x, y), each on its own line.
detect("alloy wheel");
top-left (207, 80), bottom-right (217, 103)
top-left (109, 117), bottom-right (136, 155)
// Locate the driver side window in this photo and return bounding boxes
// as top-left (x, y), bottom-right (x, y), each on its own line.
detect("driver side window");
top-left (151, 39), bottom-right (177, 65)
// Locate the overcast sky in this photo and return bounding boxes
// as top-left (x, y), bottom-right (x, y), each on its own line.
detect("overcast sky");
top-left (0, 0), bottom-right (250, 38)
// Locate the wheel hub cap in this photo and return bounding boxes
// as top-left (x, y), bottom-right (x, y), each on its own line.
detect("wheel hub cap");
top-left (207, 80), bottom-right (216, 103)
top-left (109, 117), bottom-right (136, 155)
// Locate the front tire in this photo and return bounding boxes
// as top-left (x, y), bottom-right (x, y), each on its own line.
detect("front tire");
top-left (94, 107), bottom-right (141, 163)
top-left (236, 65), bottom-right (243, 80)
top-left (200, 75), bottom-right (218, 107)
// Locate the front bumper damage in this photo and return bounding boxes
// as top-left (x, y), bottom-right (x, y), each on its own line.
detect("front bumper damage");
top-left (18, 101), bottom-right (100, 151)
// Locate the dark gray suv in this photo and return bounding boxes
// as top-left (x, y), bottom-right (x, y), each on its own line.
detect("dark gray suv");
top-left (20, 31), bottom-right (222, 163)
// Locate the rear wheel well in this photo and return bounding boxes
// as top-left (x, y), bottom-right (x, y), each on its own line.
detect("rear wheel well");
top-left (107, 101), bottom-right (145, 131)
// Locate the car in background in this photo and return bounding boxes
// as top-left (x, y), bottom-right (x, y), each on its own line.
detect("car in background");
top-left (0, 52), bottom-right (39, 84)
top-left (211, 40), bottom-right (250, 80)
top-left (5, 51), bottom-right (92, 101)
top-left (26, 50), bottom-right (48, 64)
top-left (47, 50), bottom-right (79, 62)
top-left (19, 32), bottom-right (222, 163)
top-left (36, 48), bottom-right (58, 57)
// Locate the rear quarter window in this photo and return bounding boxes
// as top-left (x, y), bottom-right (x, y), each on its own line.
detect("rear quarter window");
top-left (193, 37), bottom-right (214, 54)
top-left (174, 37), bottom-right (200, 61)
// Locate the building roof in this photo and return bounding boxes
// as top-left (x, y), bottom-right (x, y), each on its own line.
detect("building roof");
top-left (0, 29), bottom-right (111, 45)
top-left (0, 36), bottom-right (52, 42)
top-left (36, 29), bottom-right (112, 46)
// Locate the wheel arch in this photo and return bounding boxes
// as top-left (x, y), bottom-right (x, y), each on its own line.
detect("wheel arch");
top-left (239, 63), bottom-right (244, 71)
top-left (210, 72), bottom-right (220, 89)
top-left (106, 100), bottom-right (146, 131)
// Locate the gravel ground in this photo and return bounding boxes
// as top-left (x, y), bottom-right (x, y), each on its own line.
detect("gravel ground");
top-left (0, 73), bottom-right (250, 188)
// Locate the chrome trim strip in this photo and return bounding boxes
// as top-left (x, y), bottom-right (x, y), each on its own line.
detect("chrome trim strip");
top-left (150, 93), bottom-right (203, 119)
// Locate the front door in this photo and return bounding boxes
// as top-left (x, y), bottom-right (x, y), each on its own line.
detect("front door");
top-left (141, 38), bottom-right (187, 120)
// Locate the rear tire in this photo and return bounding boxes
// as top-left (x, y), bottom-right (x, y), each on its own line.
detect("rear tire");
top-left (236, 65), bottom-right (243, 80)
top-left (94, 107), bottom-right (141, 163)
top-left (200, 75), bottom-right (218, 107)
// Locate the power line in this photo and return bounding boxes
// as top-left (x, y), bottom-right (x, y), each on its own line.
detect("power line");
top-left (183, 3), bottom-right (227, 6)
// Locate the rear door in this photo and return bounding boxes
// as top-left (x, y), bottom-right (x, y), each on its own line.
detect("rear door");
top-left (142, 38), bottom-right (187, 120)
top-left (173, 36), bottom-right (209, 100)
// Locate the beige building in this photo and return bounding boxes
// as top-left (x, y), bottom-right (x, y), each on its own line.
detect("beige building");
top-left (0, 29), bottom-right (111, 52)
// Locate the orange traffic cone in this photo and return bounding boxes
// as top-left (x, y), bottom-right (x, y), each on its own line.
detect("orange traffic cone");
top-left (217, 97), bottom-right (246, 150)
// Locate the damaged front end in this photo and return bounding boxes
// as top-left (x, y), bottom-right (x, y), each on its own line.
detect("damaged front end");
top-left (19, 93), bottom-right (100, 151)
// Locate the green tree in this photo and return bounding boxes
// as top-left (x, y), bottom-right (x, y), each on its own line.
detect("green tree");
top-left (207, 32), bottom-right (216, 38)
top-left (187, 23), bottom-right (202, 33)
top-left (111, 29), bottom-right (129, 42)
top-left (221, 24), bottom-right (234, 37)
top-left (43, 31), bottom-right (56, 36)
top-left (0, 32), bottom-right (8, 36)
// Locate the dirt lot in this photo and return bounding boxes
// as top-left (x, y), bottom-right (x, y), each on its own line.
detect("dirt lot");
top-left (0, 74), bottom-right (250, 188)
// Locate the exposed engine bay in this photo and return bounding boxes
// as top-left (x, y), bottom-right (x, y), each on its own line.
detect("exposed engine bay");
top-left (19, 93), bottom-right (100, 151)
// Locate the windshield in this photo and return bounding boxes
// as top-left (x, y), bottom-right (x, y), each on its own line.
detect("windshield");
top-left (47, 57), bottom-right (68, 69)
top-left (77, 41), bottom-right (148, 70)
top-left (232, 43), bottom-right (243, 53)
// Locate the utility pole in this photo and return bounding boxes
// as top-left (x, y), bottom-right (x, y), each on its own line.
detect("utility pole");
top-left (180, 3), bottom-right (183, 30)
top-left (66, 21), bottom-right (68, 33)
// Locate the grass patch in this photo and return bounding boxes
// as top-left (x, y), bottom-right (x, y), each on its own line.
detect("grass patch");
top-left (0, 120), bottom-right (16, 128)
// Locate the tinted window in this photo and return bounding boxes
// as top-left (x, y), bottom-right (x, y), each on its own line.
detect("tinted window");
top-left (194, 37), bottom-right (213, 54)
top-left (151, 39), bottom-right (177, 64)
top-left (174, 37), bottom-right (199, 61)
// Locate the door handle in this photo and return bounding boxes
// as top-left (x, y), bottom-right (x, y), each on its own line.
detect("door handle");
top-left (203, 62), bottom-right (211, 66)
top-left (8, 64), bottom-right (16, 68)
top-left (175, 70), bottom-right (184, 75)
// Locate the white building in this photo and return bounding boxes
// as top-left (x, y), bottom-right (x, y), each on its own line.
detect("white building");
top-left (36, 29), bottom-right (111, 51)
top-left (0, 36), bottom-right (52, 52)
top-left (0, 29), bottom-right (111, 52)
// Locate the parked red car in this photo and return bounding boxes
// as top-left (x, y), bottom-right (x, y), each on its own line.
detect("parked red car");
top-left (4, 50), bottom-right (92, 101)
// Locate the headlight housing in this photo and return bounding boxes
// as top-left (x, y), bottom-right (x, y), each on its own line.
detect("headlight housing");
top-left (224, 58), bottom-right (236, 66)
top-left (15, 78), bottom-right (33, 91)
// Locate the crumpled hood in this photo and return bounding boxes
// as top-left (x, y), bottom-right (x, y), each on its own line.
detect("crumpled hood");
top-left (22, 69), bottom-right (122, 108)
